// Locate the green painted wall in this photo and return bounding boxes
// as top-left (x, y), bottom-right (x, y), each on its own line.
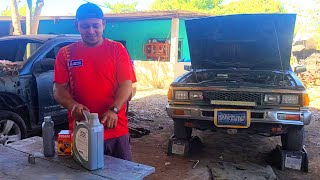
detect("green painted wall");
top-left (37, 18), bottom-right (190, 61)
top-left (104, 19), bottom-right (190, 61)
top-left (38, 19), bottom-right (78, 34)
top-left (105, 19), bottom-right (172, 60)
top-left (0, 21), bottom-right (10, 37)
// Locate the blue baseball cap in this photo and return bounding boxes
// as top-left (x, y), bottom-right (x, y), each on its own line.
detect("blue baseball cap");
top-left (76, 3), bottom-right (104, 20)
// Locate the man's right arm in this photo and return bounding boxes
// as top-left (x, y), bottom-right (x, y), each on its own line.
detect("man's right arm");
top-left (53, 82), bottom-right (77, 110)
top-left (53, 82), bottom-right (89, 121)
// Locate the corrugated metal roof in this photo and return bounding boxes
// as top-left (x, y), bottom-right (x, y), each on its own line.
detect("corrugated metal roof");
top-left (104, 10), bottom-right (211, 20)
top-left (0, 34), bottom-right (81, 41)
top-left (0, 10), bottom-right (211, 21)
top-left (0, 34), bottom-right (58, 41)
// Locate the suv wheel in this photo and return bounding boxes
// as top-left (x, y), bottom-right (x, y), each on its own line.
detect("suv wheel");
top-left (281, 126), bottom-right (304, 151)
top-left (0, 110), bottom-right (27, 145)
top-left (174, 119), bottom-right (192, 140)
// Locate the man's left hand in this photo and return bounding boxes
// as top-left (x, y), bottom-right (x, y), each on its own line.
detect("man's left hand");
top-left (100, 110), bottom-right (118, 129)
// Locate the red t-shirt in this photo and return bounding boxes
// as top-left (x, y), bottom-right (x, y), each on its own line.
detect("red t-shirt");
top-left (54, 38), bottom-right (137, 140)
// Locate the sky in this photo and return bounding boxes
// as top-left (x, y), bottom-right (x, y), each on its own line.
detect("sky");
top-left (0, 0), bottom-right (153, 16)
top-left (0, 0), bottom-right (318, 16)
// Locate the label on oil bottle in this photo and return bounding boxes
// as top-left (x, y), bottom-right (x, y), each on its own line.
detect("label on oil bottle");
top-left (75, 127), bottom-right (88, 161)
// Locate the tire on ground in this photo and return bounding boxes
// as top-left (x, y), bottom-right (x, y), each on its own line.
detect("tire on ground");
top-left (0, 110), bottom-right (27, 142)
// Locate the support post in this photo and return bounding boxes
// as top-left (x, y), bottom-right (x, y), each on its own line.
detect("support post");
top-left (170, 18), bottom-right (180, 64)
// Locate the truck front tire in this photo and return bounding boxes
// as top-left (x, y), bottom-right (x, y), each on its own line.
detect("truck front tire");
top-left (173, 119), bottom-right (192, 140)
top-left (281, 126), bottom-right (305, 151)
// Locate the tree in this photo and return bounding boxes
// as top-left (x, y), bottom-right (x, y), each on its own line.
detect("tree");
top-left (105, 1), bottom-right (138, 13)
top-left (31, 0), bottom-right (44, 34)
top-left (149, 0), bottom-right (285, 14)
top-left (311, 0), bottom-right (320, 49)
top-left (285, 0), bottom-right (320, 49)
top-left (149, 0), bottom-right (223, 13)
top-left (6, 0), bottom-right (44, 35)
top-left (217, 0), bottom-right (286, 15)
top-left (11, 0), bottom-right (23, 35)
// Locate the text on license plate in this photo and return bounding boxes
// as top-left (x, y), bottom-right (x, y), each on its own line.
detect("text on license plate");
top-left (214, 109), bottom-right (250, 128)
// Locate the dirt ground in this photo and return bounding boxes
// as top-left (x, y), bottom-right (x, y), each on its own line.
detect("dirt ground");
top-left (129, 88), bottom-right (320, 180)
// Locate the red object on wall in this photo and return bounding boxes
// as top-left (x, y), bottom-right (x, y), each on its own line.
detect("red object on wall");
top-left (144, 42), bottom-right (170, 61)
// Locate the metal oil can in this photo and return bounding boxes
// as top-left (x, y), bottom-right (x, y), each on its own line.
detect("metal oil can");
top-left (73, 111), bottom-right (104, 170)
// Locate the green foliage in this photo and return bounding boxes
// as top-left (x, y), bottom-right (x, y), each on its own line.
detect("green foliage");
top-left (1, 4), bottom-right (37, 16)
top-left (149, 0), bottom-right (285, 14)
top-left (217, 0), bottom-right (286, 15)
top-left (150, 0), bottom-right (223, 13)
top-left (105, 1), bottom-right (138, 13)
top-left (1, 5), bottom-right (27, 16)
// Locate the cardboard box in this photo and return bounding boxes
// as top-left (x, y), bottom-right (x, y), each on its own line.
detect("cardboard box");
top-left (57, 130), bottom-right (72, 156)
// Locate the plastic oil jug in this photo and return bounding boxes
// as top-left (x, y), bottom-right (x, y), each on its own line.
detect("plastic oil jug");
top-left (73, 111), bottom-right (104, 170)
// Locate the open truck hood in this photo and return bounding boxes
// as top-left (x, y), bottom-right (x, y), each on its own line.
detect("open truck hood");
top-left (185, 14), bottom-right (296, 70)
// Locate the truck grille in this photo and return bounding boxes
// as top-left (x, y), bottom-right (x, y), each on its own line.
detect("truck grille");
top-left (203, 91), bottom-right (263, 106)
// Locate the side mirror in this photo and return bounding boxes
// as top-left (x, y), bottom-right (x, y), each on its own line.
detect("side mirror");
top-left (294, 65), bottom-right (307, 74)
top-left (184, 65), bottom-right (192, 71)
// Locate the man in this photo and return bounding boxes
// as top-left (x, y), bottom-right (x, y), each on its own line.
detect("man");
top-left (53, 2), bottom-right (136, 161)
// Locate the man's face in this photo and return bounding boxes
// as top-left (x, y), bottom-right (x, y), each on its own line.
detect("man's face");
top-left (75, 18), bottom-right (105, 46)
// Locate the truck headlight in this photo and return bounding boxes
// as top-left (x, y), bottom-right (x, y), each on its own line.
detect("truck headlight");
top-left (175, 91), bottom-right (188, 100)
top-left (282, 94), bottom-right (299, 105)
top-left (264, 94), bottom-right (280, 104)
top-left (189, 91), bottom-right (203, 100)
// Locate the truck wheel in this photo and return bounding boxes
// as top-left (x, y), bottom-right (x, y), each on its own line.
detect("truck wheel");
top-left (0, 110), bottom-right (27, 145)
top-left (174, 119), bottom-right (192, 140)
top-left (281, 126), bottom-right (304, 151)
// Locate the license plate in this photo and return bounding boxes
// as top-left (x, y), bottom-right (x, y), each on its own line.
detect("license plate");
top-left (214, 109), bottom-right (251, 128)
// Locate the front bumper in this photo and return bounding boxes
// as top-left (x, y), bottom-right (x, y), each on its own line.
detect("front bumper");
top-left (166, 104), bottom-right (312, 126)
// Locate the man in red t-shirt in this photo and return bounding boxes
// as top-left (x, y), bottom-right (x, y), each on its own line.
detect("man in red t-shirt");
top-left (53, 2), bottom-right (136, 161)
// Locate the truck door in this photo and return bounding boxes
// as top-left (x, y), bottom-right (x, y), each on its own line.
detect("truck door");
top-left (32, 42), bottom-right (73, 125)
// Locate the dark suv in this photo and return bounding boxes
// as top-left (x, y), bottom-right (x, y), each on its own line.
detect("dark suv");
top-left (0, 35), bottom-right (135, 145)
top-left (166, 14), bottom-right (311, 151)
top-left (0, 35), bottom-right (80, 145)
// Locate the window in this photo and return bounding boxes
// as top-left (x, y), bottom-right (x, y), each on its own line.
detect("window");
top-left (23, 42), bottom-right (43, 61)
top-left (35, 42), bottom-right (73, 72)
top-left (0, 40), bottom-right (42, 62)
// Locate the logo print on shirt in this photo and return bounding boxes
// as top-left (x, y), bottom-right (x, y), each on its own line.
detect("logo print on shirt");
top-left (69, 60), bottom-right (83, 68)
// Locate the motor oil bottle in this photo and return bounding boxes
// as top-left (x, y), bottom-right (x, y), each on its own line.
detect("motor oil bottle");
top-left (42, 116), bottom-right (55, 157)
top-left (73, 111), bottom-right (104, 170)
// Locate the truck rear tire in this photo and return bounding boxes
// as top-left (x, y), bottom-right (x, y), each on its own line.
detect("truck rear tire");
top-left (281, 126), bottom-right (304, 151)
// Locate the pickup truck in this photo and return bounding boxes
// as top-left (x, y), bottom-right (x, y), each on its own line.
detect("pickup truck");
top-left (166, 14), bottom-right (310, 151)
top-left (0, 34), bottom-right (135, 145)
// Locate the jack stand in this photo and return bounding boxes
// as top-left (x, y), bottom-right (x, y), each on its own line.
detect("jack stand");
top-left (275, 145), bottom-right (308, 172)
top-left (167, 135), bottom-right (202, 156)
